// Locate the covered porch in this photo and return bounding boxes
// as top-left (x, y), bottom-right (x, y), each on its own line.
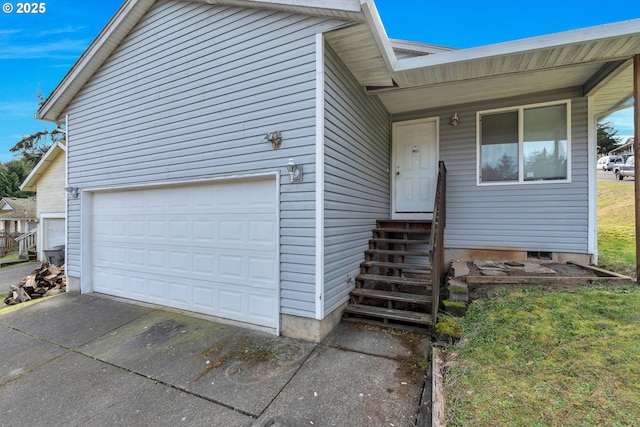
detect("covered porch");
top-left (324, 13), bottom-right (640, 268)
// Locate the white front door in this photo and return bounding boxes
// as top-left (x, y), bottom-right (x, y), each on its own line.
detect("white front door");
top-left (392, 118), bottom-right (439, 218)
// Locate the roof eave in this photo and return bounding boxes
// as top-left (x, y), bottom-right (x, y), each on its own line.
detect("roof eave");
top-left (206, 0), bottom-right (363, 19)
top-left (394, 18), bottom-right (640, 73)
top-left (20, 142), bottom-right (67, 192)
top-left (359, 0), bottom-right (396, 71)
top-left (36, 0), bottom-right (157, 123)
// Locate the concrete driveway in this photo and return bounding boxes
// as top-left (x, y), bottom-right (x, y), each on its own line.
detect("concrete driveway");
top-left (0, 293), bottom-right (430, 426)
top-left (0, 261), bottom-right (40, 292)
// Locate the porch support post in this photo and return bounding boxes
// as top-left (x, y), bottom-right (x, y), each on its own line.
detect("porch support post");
top-left (634, 54), bottom-right (640, 282)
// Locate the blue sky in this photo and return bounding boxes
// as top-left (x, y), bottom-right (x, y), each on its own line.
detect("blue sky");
top-left (0, 0), bottom-right (638, 163)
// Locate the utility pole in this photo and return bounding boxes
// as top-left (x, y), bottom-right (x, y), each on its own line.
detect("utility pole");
top-left (634, 54), bottom-right (640, 282)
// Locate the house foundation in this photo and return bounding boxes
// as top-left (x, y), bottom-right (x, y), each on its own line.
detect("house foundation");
top-left (67, 275), bottom-right (81, 293)
top-left (280, 302), bottom-right (348, 343)
top-left (445, 248), bottom-right (592, 268)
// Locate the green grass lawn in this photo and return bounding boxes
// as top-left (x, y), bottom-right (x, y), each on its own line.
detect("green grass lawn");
top-left (597, 181), bottom-right (635, 277)
top-left (444, 182), bottom-right (640, 425)
top-left (0, 251), bottom-right (21, 263)
top-left (444, 286), bottom-right (640, 426)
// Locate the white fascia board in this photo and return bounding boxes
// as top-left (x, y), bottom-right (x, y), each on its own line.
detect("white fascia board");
top-left (360, 0), bottom-right (397, 71)
top-left (587, 96), bottom-right (597, 262)
top-left (395, 18), bottom-right (640, 72)
top-left (36, 0), bottom-right (156, 123)
top-left (314, 34), bottom-right (325, 320)
top-left (390, 39), bottom-right (457, 55)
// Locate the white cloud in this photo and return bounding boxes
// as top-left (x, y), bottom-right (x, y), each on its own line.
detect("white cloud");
top-left (0, 38), bottom-right (91, 60)
top-left (0, 102), bottom-right (36, 119)
top-left (0, 29), bottom-right (22, 36)
top-left (605, 108), bottom-right (635, 138)
top-left (37, 26), bottom-right (86, 37)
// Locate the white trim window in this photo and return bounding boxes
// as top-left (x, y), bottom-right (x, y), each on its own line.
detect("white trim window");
top-left (477, 100), bottom-right (571, 185)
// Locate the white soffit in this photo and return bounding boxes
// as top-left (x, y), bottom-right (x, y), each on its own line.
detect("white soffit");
top-left (324, 24), bottom-right (394, 87)
top-left (378, 65), bottom-right (601, 114)
top-left (375, 19), bottom-right (640, 114)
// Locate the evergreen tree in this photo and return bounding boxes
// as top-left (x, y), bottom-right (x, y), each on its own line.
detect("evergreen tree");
top-left (597, 121), bottom-right (622, 155)
top-left (0, 160), bottom-right (34, 198)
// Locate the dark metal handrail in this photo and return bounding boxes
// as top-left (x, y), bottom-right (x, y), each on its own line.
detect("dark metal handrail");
top-left (429, 161), bottom-right (446, 325)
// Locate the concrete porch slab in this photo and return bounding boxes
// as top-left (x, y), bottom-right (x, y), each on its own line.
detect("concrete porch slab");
top-left (322, 321), bottom-right (430, 360)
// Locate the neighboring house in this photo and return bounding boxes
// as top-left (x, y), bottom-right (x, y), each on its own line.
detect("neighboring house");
top-left (610, 137), bottom-right (635, 156)
top-left (20, 141), bottom-right (67, 261)
top-left (0, 197), bottom-right (37, 235)
top-left (35, 0), bottom-right (640, 341)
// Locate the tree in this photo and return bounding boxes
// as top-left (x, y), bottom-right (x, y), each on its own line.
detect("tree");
top-left (482, 153), bottom-right (518, 181)
top-left (10, 127), bottom-right (64, 169)
top-left (597, 121), bottom-right (622, 155)
top-left (9, 93), bottom-right (65, 169)
top-left (0, 160), bottom-right (34, 198)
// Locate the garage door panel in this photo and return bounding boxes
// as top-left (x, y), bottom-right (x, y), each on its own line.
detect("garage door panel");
top-left (193, 221), bottom-right (215, 241)
top-left (249, 294), bottom-right (277, 321)
top-left (219, 220), bottom-right (245, 243)
top-left (130, 249), bottom-right (145, 267)
top-left (91, 179), bottom-right (278, 329)
top-left (170, 220), bottom-right (190, 240)
top-left (192, 285), bottom-right (216, 310)
top-left (149, 220), bottom-right (167, 239)
top-left (193, 254), bottom-right (216, 274)
top-left (249, 258), bottom-right (277, 285)
top-left (130, 220), bottom-right (145, 237)
top-left (148, 249), bottom-right (166, 269)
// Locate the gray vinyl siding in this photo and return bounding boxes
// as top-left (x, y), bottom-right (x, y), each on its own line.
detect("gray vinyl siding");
top-left (393, 89), bottom-right (590, 255)
top-left (63, 0), bottom-right (347, 319)
top-left (323, 44), bottom-right (391, 314)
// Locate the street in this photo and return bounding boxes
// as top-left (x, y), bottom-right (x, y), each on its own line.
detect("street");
top-left (597, 168), bottom-right (634, 183)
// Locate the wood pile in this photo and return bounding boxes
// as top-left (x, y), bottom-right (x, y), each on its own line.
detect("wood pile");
top-left (4, 262), bottom-right (66, 306)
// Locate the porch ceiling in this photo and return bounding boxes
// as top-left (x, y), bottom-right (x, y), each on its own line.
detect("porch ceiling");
top-left (324, 18), bottom-right (640, 118)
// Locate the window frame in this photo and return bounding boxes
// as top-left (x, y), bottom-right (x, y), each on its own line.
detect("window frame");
top-left (476, 99), bottom-right (571, 186)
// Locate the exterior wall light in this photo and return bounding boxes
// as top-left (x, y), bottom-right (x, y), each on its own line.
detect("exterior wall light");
top-left (266, 131), bottom-right (282, 149)
top-left (286, 158), bottom-right (303, 183)
top-left (64, 187), bottom-right (79, 199)
top-left (450, 112), bottom-right (459, 126)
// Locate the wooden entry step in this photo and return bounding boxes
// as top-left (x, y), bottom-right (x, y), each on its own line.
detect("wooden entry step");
top-left (344, 304), bottom-right (432, 326)
top-left (350, 288), bottom-right (431, 304)
top-left (344, 219), bottom-right (435, 330)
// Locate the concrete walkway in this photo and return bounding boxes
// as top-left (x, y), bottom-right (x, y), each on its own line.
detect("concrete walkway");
top-left (0, 293), bottom-right (430, 426)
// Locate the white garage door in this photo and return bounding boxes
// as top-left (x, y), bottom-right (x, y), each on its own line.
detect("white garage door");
top-left (91, 179), bottom-right (279, 329)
